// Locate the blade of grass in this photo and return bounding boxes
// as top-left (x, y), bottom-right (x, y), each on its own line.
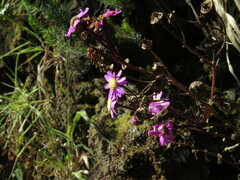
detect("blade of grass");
top-left (0, 41), bottom-right (30, 59)
top-left (234, 0), bottom-right (240, 11)
top-left (0, 82), bottom-right (15, 89)
top-left (77, 111), bottom-right (112, 144)
top-left (21, 105), bottom-right (47, 137)
top-left (54, 80), bottom-right (68, 97)
top-left (33, 151), bottom-right (65, 172)
top-left (0, 114), bottom-right (7, 129)
top-left (73, 144), bottom-right (93, 155)
top-left (3, 15), bottom-right (42, 43)
top-left (18, 108), bottom-right (34, 133)
top-left (15, 53), bottom-right (20, 85)
top-left (19, 50), bottom-right (43, 67)
top-left (9, 132), bottom-right (37, 180)
top-left (4, 112), bottom-right (19, 148)
top-left (17, 46), bottom-right (43, 55)
top-left (46, 126), bottom-right (72, 141)
top-left (72, 171), bottom-right (86, 180)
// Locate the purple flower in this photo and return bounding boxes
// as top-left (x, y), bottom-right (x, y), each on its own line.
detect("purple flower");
top-left (148, 121), bottom-right (174, 146)
top-left (65, 7), bottom-right (89, 37)
top-left (103, 8), bottom-right (121, 18)
top-left (149, 92), bottom-right (170, 119)
top-left (107, 97), bottom-right (117, 118)
top-left (104, 70), bottom-right (128, 100)
top-left (104, 70), bottom-right (128, 118)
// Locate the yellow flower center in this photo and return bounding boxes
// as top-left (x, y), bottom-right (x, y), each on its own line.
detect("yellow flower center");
top-left (108, 78), bottom-right (117, 89)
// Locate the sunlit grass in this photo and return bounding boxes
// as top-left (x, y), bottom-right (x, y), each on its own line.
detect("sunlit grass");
top-left (0, 1), bottom-right (94, 179)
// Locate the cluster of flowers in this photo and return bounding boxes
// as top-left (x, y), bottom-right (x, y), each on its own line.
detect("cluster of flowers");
top-left (104, 70), bottom-right (174, 146)
top-left (148, 92), bottom-right (174, 146)
top-left (65, 7), bottom-right (174, 147)
top-left (65, 7), bottom-right (121, 37)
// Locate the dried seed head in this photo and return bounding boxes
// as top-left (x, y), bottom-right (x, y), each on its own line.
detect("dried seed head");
top-left (217, 153), bottom-right (222, 164)
top-left (189, 81), bottom-right (207, 96)
top-left (150, 11), bottom-right (164, 24)
top-left (201, 0), bottom-right (213, 14)
top-left (109, 64), bottom-right (114, 70)
top-left (140, 38), bottom-right (152, 50)
top-left (167, 11), bottom-right (175, 24)
top-left (87, 47), bottom-right (105, 71)
top-left (122, 58), bottom-right (129, 70)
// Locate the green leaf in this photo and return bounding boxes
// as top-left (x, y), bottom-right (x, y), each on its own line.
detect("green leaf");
top-left (72, 171), bottom-right (86, 180)
top-left (14, 166), bottom-right (23, 180)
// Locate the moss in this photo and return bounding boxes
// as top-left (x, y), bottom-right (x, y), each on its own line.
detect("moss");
top-left (100, 0), bottom-right (135, 10)
top-left (90, 97), bottom-right (118, 141)
top-left (3, 23), bottom-right (22, 53)
top-left (114, 21), bottom-right (141, 43)
top-left (115, 111), bottom-right (132, 135)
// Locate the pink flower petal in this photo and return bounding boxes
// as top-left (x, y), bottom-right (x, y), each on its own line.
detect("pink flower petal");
top-left (65, 26), bottom-right (75, 37)
top-left (108, 89), bottom-right (114, 99)
top-left (148, 130), bottom-right (157, 136)
top-left (104, 74), bottom-right (112, 82)
top-left (153, 92), bottom-right (162, 100)
top-left (159, 135), bottom-right (166, 146)
top-left (104, 8), bottom-right (122, 18)
top-left (104, 84), bottom-right (109, 89)
top-left (117, 77), bottom-right (128, 85)
top-left (115, 86), bottom-right (124, 95)
top-left (161, 101), bottom-right (170, 107)
top-left (77, 7), bottom-right (89, 18)
top-left (116, 70), bottom-right (122, 77)
top-left (110, 108), bottom-right (117, 118)
top-left (107, 71), bottom-right (114, 77)
top-left (73, 19), bottom-right (81, 28)
top-left (120, 80), bottom-right (128, 85)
